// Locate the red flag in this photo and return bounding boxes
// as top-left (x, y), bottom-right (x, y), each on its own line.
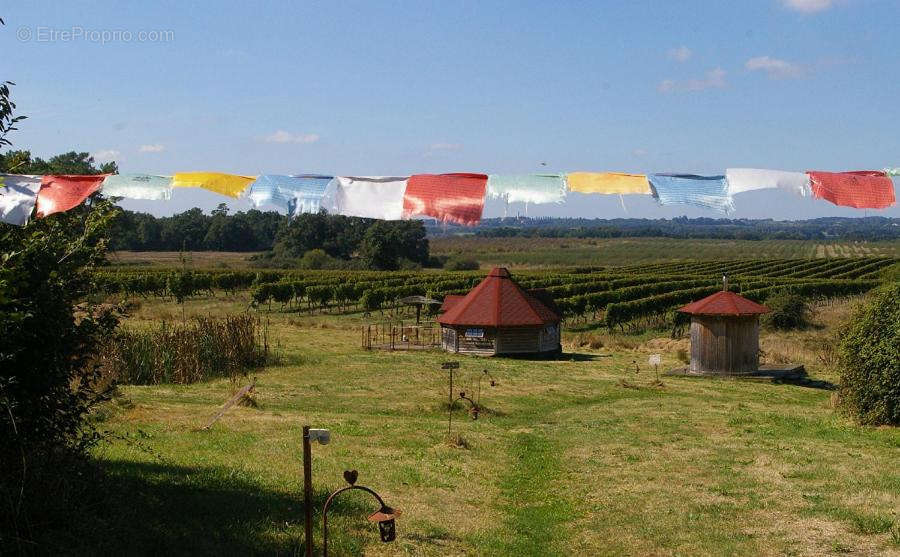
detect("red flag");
top-left (807, 170), bottom-right (895, 209)
top-left (35, 175), bottom-right (107, 217)
top-left (403, 173), bottom-right (487, 226)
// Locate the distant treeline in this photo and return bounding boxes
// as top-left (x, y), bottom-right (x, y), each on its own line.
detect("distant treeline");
top-left (433, 216), bottom-right (900, 241)
top-left (110, 206), bottom-right (283, 252)
top-left (110, 206), bottom-right (430, 270)
top-left (109, 209), bottom-right (900, 257)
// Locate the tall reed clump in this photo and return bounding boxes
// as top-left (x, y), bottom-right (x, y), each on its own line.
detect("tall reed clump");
top-left (103, 314), bottom-right (272, 385)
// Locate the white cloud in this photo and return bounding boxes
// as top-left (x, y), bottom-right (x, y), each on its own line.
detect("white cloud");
top-left (745, 56), bottom-right (806, 79)
top-left (139, 144), bottom-right (165, 153)
top-left (781, 0), bottom-right (833, 13)
top-left (667, 46), bottom-right (692, 63)
top-left (92, 149), bottom-right (120, 162)
top-left (632, 148), bottom-right (648, 157)
top-left (658, 68), bottom-right (727, 93)
top-left (263, 130), bottom-right (320, 144)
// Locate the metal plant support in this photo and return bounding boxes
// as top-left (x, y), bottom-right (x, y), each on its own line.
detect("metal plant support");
top-left (476, 369), bottom-right (498, 408)
top-left (447, 368), bottom-right (498, 438)
top-left (322, 470), bottom-right (399, 557)
top-left (442, 361), bottom-right (459, 406)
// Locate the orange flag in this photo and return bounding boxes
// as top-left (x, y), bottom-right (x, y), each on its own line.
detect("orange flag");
top-left (403, 173), bottom-right (487, 226)
top-left (36, 175), bottom-right (107, 218)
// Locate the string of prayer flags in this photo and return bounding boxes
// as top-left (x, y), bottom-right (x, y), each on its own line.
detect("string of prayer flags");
top-left (101, 173), bottom-right (173, 200)
top-left (403, 173), bottom-right (488, 226)
top-left (648, 174), bottom-right (734, 214)
top-left (0, 174), bottom-right (42, 226)
top-left (485, 174), bottom-right (567, 204)
top-left (172, 172), bottom-right (255, 198)
top-left (248, 175), bottom-right (334, 216)
top-left (566, 172), bottom-right (652, 195)
top-left (35, 174), bottom-right (107, 218)
top-left (321, 176), bottom-right (409, 220)
top-left (807, 170), bottom-right (895, 209)
top-left (2, 161), bottom-right (898, 228)
top-left (725, 168), bottom-right (811, 197)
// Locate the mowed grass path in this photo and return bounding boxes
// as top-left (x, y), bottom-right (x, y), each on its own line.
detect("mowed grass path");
top-left (93, 297), bottom-right (900, 556)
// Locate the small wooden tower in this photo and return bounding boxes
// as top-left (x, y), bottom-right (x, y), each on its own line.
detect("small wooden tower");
top-left (677, 290), bottom-right (770, 375)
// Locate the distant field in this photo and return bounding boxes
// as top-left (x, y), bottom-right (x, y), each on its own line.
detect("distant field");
top-left (106, 238), bottom-right (900, 271)
top-left (430, 237), bottom-right (900, 267)
top-left (106, 250), bottom-right (261, 269)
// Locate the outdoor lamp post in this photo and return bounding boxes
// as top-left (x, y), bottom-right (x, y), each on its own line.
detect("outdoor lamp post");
top-left (322, 470), bottom-right (400, 557)
top-left (303, 426), bottom-right (331, 557)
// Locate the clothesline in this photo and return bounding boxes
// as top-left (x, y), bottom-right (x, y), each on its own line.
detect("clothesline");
top-left (1, 167), bottom-right (897, 226)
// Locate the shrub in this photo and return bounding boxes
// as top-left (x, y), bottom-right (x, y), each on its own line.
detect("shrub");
top-left (360, 289), bottom-right (384, 313)
top-left (213, 272), bottom-right (240, 294)
top-left (398, 257), bottom-right (422, 270)
top-left (167, 271), bottom-right (196, 303)
top-left (298, 248), bottom-right (334, 270)
top-left (306, 285), bottom-right (333, 310)
top-left (271, 283), bottom-right (294, 307)
top-left (253, 271), bottom-right (281, 285)
top-left (444, 257), bottom-right (479, 271)
top-left (837, 283), bottom-right (900, 425)
top-left (762, 291), bottom-right (809, 330)
top-left (251, 283), bottom-right (273, 306)
top-left (1, 197), bottom-right (121, 547)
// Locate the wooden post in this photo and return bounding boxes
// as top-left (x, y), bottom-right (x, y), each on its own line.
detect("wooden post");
top-left (303, 425), bottom-right (313, 557)
top-left (200, 378), bottom-right (256, 431)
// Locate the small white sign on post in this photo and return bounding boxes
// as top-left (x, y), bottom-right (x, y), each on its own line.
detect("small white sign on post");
top-left (648, 354), bottom-right (661, 367)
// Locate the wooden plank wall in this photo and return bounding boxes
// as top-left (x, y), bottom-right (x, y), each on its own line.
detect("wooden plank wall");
top-left (690, 316), bottom-right (759, 374)
top-left (496, 328), bottom-right (541, 354)
top-left (456, 327), bottom-right (497, 355)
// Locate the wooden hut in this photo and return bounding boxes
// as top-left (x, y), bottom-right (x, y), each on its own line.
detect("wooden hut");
top-left (677, 291), bottom-right (770, 375)
top-left (438, 267), bottom-right (562, 356)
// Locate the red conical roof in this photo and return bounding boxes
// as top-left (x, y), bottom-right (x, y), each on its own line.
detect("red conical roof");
top-left (678, 290), bottom-right (770, 316)
top-left (438, 267), bottom-right (560, 327)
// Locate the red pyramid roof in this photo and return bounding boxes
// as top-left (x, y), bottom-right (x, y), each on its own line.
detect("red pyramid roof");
top-left (440, 294), bottom-right (465, 313)
top-left (438, 267), bottom-right (561, 327)
top-left (678, 290), bottom-right (771, 316)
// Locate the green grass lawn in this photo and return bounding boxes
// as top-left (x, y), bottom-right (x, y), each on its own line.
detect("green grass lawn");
top-left (88, 296), bottom-right (900, 556)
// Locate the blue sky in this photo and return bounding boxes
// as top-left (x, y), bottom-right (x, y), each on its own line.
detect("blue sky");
top-left (3, 0), bottom-right (898, 219)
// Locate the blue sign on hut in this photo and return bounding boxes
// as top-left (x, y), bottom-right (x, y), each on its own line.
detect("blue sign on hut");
top-left (438, 267), bottom-right (562, 356)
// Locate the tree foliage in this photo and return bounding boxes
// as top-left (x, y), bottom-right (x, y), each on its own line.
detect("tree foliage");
top-left (0, 149), bottom-right (117, 175)
top-left (1, 69), bottom-right (125, 545)
top-left (837, 283), bottom-right (900, 425)
top-left (762, 291), bottom-right (810, 330)
top-left (359, 220), bottom-right (429, 271)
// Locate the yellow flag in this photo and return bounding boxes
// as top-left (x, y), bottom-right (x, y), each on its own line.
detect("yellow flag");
top-left (567, 172), bottom-right (651, 195)
top-left (172, 172), bottom-right (256, 198)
